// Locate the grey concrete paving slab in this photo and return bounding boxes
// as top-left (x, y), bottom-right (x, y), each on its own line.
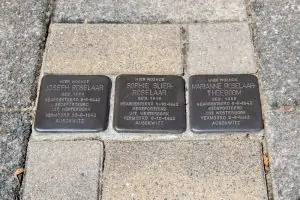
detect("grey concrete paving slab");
top-left (0, 0), bottom-right (50, 109)
top-left (53, 0), bottom-right (247, 23)
top-left (42, 24), bottom-right (183, 75)
top-left (187, 22), bottom-right (257, 74)
top-left (253, 0), bottom-right (300, 106)
top-left (265, 108), bottom-right (300, 200)
top-left (22, 140), bottom-right (103, 200)
top-left (252, 1), bottom-right (300, 199)
top-left (0, 112), bottom-right (31, 200)
top-left (102, 140), bottom-right (267, 200)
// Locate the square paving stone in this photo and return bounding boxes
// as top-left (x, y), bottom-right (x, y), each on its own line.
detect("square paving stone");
top-left (22, 140), bottom-right (103, 200)
top-left (42, 24), bottom-right (182, 75)
top-left (189, 75), bottom-right (263, 133)
top-left (114, 75), bottom-right (186, 133)
top-left (102, 141), bottom-right (268, 200)
top-left (35, 75), bottom-right (111, 132)
top-left (187, 22), bottom-right (257, 74)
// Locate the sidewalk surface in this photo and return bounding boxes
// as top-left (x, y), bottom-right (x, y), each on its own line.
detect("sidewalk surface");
top-left (0, 0), bottom-right (299, 200)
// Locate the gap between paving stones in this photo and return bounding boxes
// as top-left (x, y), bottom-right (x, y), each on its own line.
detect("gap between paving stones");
top-left (261, 136), bottom-right (274, 200)
top-left (181, 25), bottom-right (188, 76)
top-left (180, 25), bottom-right (188, 76)
top-left (99, 142), bottom-right (106, 200)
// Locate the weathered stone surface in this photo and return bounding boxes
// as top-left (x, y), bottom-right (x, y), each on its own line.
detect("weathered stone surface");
top-left (252, 1), bottom-right (300, 199)
top-left (265, 108), bottom-right (300, 200)
top-left (187, 22), bottom-right (256, 74)
top-left (42, 24), bottom-right (182, 75)
top-left (0, 112), bottom-right (31, 200)
top-left (22, 140), bottom-right (103, 200)
top-left (0, 0), bottom-right (50, 108)
top-left (102, 141), bottom-right (267, 200)
top-left (53, 0), bottom-right (247, 23)
top-left (253, 0), bottom-right (300, 106)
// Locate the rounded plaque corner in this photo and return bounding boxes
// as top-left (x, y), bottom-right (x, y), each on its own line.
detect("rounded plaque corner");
top-left (41, 74), bottom-right (52, 79)
top-left (101, 75), bottom-right (112, 83)
top-left (33, 125), bottom-right (44, 133)
top-left (176, 76), bottom-right (186, 84)
top-left (177, 126), bottom-right (187, 134)
top-left (240, 74), bottom-right (259, 82)
top-left (254, 124), bottom-right (264, 132)
top-left (190, 127), bottom-right (200, 134)
top-left (115, 74), bottom-right (126, 81)
top-left (189, 75), bottom-right (200, 81)
top-left (189, 75), bottom-right (196, 79)
top-left (93, 126), bottom-right (106, 132)
top-left (112, 123), bottom-right (124, 133)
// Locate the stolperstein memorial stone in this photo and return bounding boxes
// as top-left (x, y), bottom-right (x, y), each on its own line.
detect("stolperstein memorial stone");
top-left (35, 75), bottom-right (111, 132)
top-left (114, 75), bottom-right (186, 133)
top-left (189, 74), bottom-right (263, 133)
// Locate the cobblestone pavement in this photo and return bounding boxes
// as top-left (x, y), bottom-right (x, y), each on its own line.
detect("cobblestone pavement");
top-left (0, 0), bottom-right (299, 199)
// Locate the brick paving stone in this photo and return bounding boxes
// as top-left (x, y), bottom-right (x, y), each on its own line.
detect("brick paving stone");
top-left (0, 112), bottom-right (31, 200)
top-left (22, 140), bottom-right (103, 200)
top-left (53, 0), bottom-right (247, 23)
top-left (265, 109), bottom-right (300, 200)
top-left (42, 24), bottom-right (182, 75)
top-left (0, 0), bottom-right (50, 109)
top-left (102, 140), bottom-right (267, 200)
top-left (187, 22), bottom-right (257, 74)
top-left (253, 0), bottom-right (300, 107)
